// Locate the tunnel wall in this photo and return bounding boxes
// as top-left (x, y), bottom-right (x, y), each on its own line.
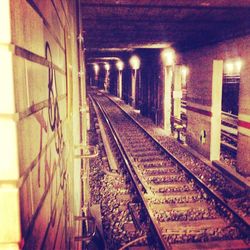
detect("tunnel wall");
top-left (182, 34), bottom-right (250, 174)
top-left (1, 0), bottom-right (81, 249)
top-left (138, 50), bottom-right (162, 125)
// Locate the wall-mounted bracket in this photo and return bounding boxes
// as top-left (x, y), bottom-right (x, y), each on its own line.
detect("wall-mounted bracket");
top-left (74, 145), bottom-right (98, 159)
top-left (74, 216), bottom-right (96, 243)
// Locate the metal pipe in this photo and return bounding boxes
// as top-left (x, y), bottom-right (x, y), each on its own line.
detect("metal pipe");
top-left (76, 0), bottom-right (91, 249)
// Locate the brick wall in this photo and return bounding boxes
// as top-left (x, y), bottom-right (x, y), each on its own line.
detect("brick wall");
top-left (182, 34), bottom-right (250, 172)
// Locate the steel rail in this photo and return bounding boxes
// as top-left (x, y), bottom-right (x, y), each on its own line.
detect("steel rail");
top-left (221, 130), bottom-right (237, 141)
top-left (221, 141), bottom-right (237, 155)
top-left (89, 93), bottom-right (170, 250)
top-left (101, 91), bottom-right (250, 235)
top-left (221, 111), bottom-right (238, 119)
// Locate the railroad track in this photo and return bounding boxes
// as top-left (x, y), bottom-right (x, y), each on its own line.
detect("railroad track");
top-left (89, 89), bottom-right (250, 249)
top-left (89, 94), bottom-right (167, 249)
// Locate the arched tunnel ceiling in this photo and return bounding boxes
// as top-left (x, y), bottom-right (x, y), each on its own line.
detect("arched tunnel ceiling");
top-left (81, 0), bottom-right (250, 59)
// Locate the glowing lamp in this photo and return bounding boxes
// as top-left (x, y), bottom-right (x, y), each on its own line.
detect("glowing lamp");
top-left (224, 62), bottom-right (234, 74)
top-left (116, 61), bottom-right (124, 71)
top-left (104, 63), bottom-right (110, 71)
top-left (93, 64), bottom-right (99, 74)
top-left (161, 48), bottom-right (175, 66)
top-left (224, 58), bottom-right (243, 75)
top-left (235, 59), bottom-right (242, 73)
top-left (181, 66), bottom-right (188, 78)
top-left (129, 55), bottom-right (140, 70)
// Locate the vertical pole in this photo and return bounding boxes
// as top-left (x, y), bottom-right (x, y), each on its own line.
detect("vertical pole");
top-left (106, 70), bottom-right (110, 92)
top-left (164, 66), bottom-right (172, 135)
top-left (76, 0), bottom-right (89, 241)
top-left (0, 1), bottom-right (21, 249)
top-left (137, 69), bottom-right (141, 109)
top-left (237, 56), bottom-right (250, 175)
top-left (118, 70), bottom-right (122, 99)
top-left (77, 0), bottom-right (92, 248)
top-left (173, 66), bottom-right (182, 120)
top-left (210, 60), bottom-right (223, 161)
top-left (131, 69), bottom-right (137, 108)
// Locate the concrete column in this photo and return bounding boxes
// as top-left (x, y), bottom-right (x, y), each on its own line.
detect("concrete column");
top-left (131, 70), bottom-right (137, 108)
top-left (186, 60), bottom-right (223, 160)
top-left (236, 58), bottom-right (250, 176)
top-left (0, 1), bottom-right (21, 248)
top-left (173, 66), bottom-right (182, 120)
top-left (210, 60), bottom-right (223, 161)
top-left (117, 71), bottom-right (122, 99)
top-left (104, 70), bottom-right (110, 92)
top-left (163, 66), bottom-right (173, 135)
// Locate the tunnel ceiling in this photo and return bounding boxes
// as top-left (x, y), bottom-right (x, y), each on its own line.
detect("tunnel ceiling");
top-left (81, 0), bottom-right (250, 58)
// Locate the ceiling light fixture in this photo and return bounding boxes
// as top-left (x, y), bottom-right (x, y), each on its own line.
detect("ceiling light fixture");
top-left (93, 63), bottom-right (99, 74)
top-left (104, 63), bottom-right (110, 71)
top-left (116, 60), bottom-right (124, 71)
top-left (129, 55), bottom-right (140, 70)
top-left (161, 48), bottom-right (175, 66)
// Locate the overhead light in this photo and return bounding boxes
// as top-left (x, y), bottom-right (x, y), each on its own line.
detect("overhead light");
top-left (129, 55), bottom-right (140, 70)
top-left (224, 61), bottom-right (234, 74)
top-left (116, 60), bottom-right (124, 71)
top-left (181, 66), bottom-right (189, 78)
top-left (104, 63), bottom-right (110, 71)
top-left (93, 63), bottom-right (99, 74)
top-left (161, 48), bottom-right (175, 66)
top-left (224, 58), bottom-right (243, 75)
top-left (235, 59), bottom-right (242, 73)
